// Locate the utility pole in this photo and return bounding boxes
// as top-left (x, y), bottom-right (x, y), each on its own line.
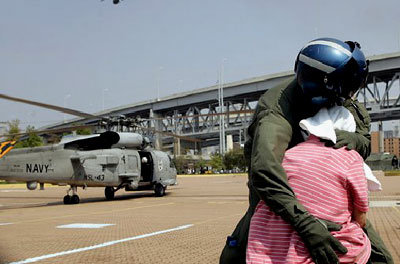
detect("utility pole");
top-left (218, 58), bottom-right (227, 155)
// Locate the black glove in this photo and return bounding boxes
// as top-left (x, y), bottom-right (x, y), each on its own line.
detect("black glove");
top-left (323, 129), bottom-right (370, 160)
top-left (323, 129), bottom-right (359, 150)
top-left (318, 218), bottom-right (342, 232)
top-left (295, 214), bottom-right (348, 264)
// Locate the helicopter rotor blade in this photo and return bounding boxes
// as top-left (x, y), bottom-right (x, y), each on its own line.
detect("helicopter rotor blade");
top-left (0, 124), bottom-right (95, 139)
top-left (0, 93), bottom-right (252, 144)
top-left (0, 93), bottom-right (99, 119)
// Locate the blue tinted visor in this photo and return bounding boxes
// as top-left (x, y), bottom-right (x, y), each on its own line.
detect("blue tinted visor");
top-left (310, 96), bottom-right (330, 106)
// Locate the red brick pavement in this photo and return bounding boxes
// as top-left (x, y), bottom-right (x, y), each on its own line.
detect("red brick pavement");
top-left (0, 173), bottom-right (398, 263)
top-left (367, 172), bottom-right (400, 263)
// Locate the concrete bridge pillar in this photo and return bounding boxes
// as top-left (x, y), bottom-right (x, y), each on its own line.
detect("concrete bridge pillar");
top-left (379, 121), bottom-right (384, 153)
top-left (150, 109), bottom-right (162, 150)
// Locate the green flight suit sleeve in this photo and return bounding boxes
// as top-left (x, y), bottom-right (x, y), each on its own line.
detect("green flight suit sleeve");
top-left (250, 109), bottom-right (307, 220)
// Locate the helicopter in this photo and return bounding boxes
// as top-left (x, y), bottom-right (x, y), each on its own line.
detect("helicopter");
top-left (0, 93), bottom-right (196, 204)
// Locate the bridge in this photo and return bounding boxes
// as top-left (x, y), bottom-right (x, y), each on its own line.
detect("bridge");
top-left (50, 52), bottom-right (400, 155)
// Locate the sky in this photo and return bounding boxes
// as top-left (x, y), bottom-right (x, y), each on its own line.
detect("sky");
top-left (1, 0), bottom-right (400, 131)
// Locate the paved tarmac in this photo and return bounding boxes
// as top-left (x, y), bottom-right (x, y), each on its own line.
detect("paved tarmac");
top-left (0, 173), bottom-right (399, 264)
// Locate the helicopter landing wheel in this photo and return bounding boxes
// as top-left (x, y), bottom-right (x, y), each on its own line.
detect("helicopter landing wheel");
top-left (154, 184), bottom-right (166, 197)
top-left (71, 194), bottom-right (80, 204)
top-left (64, 186), bottom-right (79, 204)
top-left (105, 187), bottom-right (115, 200)
top-left (63, 195), bottom-right (71, 204)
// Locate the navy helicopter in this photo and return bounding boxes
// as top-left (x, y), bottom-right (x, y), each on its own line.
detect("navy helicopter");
top-left (0, 94), bottom-right (197, 204)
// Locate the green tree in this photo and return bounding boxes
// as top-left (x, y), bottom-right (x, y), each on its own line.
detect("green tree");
top-left (76, 128), bottom-right (92, 135)
top-left (210, 153), bottom-right (224, 172)
top-left (173, 156), bottom-right (186, 174)
top-left (6, 119), bottom-right (21, 141)
top-left (194, 158), bottom-right (207, 173)
top-left (15, 126), bottom-right (43, 148)
top-left (223, 148), bottom-right (246, 171)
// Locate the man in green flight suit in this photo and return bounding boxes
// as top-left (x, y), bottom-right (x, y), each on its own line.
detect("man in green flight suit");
top-left (220, 38), bottom-right (393, 264)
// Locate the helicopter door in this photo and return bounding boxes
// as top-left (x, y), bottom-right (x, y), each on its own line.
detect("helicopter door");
top-left (139, 151), bottom-right (153, 182)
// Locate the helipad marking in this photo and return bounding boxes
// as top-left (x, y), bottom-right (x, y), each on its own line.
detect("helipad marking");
top-left (57, 223), bottom-right (115, 229)
top-left (9, 224), bottom-right (193, 264)
top-left (369, 200), bottom-right (400, 207)
top-left (0, 222), bottom-right (12, 226)
top-left (0, 190), bottom-right (28, 192)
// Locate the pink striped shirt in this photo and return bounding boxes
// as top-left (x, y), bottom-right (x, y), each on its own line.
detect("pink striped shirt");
top-left (247, 135), bottom-right (371, 264)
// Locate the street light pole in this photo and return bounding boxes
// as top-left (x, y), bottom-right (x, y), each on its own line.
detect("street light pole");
top-left (218, 77), bottom-right (222, 154)
top-left (219, 58), bottom-right (227, 155)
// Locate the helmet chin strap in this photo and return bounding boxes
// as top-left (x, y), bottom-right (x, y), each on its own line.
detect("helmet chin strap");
top-left (336, 97), bottom-right (346, 106)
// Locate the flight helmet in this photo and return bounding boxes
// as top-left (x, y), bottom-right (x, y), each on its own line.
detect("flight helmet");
top-left (295, 38), bottom-right (369, 106)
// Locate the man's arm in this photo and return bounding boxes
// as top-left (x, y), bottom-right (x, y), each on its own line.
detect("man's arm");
top-left (250, 110), bottom-right (347, 264)
top-left (347, 155), bottom-right (369, 228)
top-left (334, 99), bottom-right (371, 159)
top-left (353, 209), bottom-right (367, 228)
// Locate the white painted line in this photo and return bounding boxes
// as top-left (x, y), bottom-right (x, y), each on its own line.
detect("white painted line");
top-left (371, 195), bottom-right (400, 199)
top-left (0, 223), bottom-right (12, 226)
top-left (9, 224), bottom-right (194, 264)
top-left (0, 190), bottom-right (28, 192)
top-left (57, 223), bottom-right (115, 229)
top-left (369, 200), bottom-right (400, 208)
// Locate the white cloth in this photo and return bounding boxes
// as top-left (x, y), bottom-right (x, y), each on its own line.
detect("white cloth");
top-left (363, 162), bottom-right (382, 192)
top-left (300, 106), bottom-right (382, 192)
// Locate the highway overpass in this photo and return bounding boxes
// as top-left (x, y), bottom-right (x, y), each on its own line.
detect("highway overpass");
top-left (48, 52), bottom-right (400, 154)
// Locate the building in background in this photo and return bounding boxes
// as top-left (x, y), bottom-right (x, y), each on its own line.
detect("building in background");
top-left (371, 130), bottom-right (400, 158)
top-left (384, 137), bottom-right (400, 158)
top-left (371, 131), bottom-right (380, 154)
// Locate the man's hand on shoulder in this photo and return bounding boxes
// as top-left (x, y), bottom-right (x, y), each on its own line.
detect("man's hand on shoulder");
top-left (332, 129), bottom-right (357, 150)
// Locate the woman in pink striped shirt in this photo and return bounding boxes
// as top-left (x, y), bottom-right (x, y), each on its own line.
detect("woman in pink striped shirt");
top-left (246, 106), bottom-right (371, 264)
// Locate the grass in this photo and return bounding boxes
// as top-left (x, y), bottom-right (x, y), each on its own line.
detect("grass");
top-left (0, 180), bottom-right (24, 184)
top-left (383, 170), bottom-right (400, 176)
